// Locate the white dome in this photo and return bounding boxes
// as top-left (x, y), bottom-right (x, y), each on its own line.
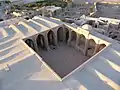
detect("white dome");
top-left (82, 24), bottom-right (92, 30)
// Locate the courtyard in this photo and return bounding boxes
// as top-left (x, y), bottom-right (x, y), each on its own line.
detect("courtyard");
top-left (24, 28), bottom-right (106, 79)
top-left (38, 43), bottom-right (89, 78)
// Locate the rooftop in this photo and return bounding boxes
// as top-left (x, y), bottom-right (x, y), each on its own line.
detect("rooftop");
top-left (0, 16), bottom-right (120, 90)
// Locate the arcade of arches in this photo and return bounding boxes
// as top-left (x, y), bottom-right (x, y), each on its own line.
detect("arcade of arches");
top-left (24, 27), bottom-right (106, 78)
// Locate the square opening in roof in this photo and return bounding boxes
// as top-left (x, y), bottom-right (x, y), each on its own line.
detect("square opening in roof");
top-left (24, 28), bottom-right (106, 79)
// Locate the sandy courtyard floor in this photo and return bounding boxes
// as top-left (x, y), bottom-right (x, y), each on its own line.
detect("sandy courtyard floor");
top-left (38, 43), bottom-right (89, 78)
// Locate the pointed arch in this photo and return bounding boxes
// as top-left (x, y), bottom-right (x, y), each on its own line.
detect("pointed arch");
top-left (57, 27), bottom-right (64, 43)
top-left (98, 44), bottom-right (106, 52)
top-left (47, 30), bottom-right (55, 46)
top-left (36, 34), bottom-right (46, 50)
top-left (87, 39), bottom-right (96, 57)
top-left (71, 31), bottom-right (77, 42)
top-left (25, 39), bottom-right (35, 50)
top-left (78, 34), bottom-right (86, 49)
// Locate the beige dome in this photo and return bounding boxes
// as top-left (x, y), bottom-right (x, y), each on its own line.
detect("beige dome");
top-left (82, 24), bottom-right (92, 30)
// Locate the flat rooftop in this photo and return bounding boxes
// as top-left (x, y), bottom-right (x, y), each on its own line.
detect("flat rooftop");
top-left (1, 16), bottom-right (120, 90)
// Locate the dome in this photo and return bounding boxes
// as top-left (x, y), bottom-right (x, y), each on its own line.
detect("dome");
top-left (82, 24), bottom-right (92, 30)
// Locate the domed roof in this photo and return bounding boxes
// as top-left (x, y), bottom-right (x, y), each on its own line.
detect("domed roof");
top-left (82, 24), bottom-right (92, 30)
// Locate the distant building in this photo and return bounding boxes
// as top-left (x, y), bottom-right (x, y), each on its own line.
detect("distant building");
top-left (41, 6), bottom-right (62, 17)
top-left (72, 0), bottom-right (88, 4)
top-left (9, 0), bottom-right (46, 4)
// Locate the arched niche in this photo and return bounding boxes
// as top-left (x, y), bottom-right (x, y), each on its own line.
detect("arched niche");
top-left (87, 39), bottom-right (96, 57)
top-left (47, 30), bottom-right (55, 46)
top-left (71, 31), bottom-right (77, 42)
top-left (36, 34), bottom-right (46, 50)
top-left (57, 27), bottom-right (64, 43)
top-left (78, 34), bottom-right (86, 49)
top-left (25, 39), bottom-right (35, 51)
top-left (98, 44), bottom-right (106, 52)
